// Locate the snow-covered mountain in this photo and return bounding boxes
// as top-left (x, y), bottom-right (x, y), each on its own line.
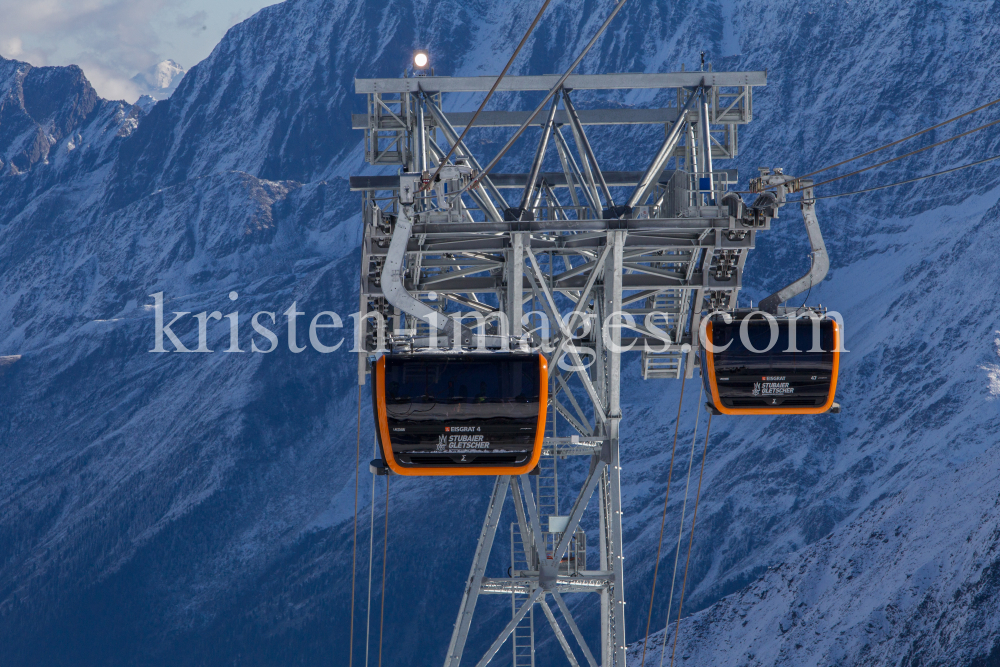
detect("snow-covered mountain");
top-left (130, 59), bottom-right (186, 102)
top-left (1, 0), bottom-right (1000, 665)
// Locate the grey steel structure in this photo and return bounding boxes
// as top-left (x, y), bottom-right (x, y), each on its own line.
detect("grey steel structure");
top-left (352, 70), bottom-right (768, 667)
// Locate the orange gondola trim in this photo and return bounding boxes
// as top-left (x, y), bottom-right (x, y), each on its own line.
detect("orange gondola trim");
top-left (375, 354), bottom-right (548, 476)
top-left (705, 319), bottom-right (839, 416)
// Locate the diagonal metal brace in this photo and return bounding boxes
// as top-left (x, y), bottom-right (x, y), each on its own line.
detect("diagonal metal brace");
top-left (423, 94), bottom-right (509, 216)
top-left (553, 457), bottom-right (608, 564)
top-left (444, 476), bottom-right (510, 667)
top-left (627, 90), bottom-right (698, 207)
top-left (520, 98), bottom-right (561, 211)
top-left (524, 247), bottom-right (608, 425)
top-left (552, 591), bottom-right (600, 667)
top-left (474, 587), bottom-right (544, 667)
top-left (519, 475), bottom-right (549, 568)
top-left (563, 90), bottom-right (614, 208)
top-left (540, 596), bottom-right (581, 667)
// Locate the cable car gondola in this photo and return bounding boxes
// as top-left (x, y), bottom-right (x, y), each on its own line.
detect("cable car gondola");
top-left (702, 315), bottom-right (840, 415)
top-left (372, 352), bottom-right (548, 475)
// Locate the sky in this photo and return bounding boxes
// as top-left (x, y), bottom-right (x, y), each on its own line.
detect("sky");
top-left (0, 0), bottom-right (281, 101)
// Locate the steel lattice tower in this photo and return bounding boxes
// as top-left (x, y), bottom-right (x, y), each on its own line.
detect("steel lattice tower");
top-left (352, 69), bottom-right (767, 667)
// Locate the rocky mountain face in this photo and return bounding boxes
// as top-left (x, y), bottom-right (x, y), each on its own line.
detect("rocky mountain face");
top-left (0, 58), bottom-right (139, 228)
top-left (1, 0), bottom-right (1000, 665)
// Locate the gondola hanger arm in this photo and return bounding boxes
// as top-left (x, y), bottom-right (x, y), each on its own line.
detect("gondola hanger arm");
top-left (758, 179), bottom-right (828, 314)
top-left (381, 175), bottom-right (474, 346)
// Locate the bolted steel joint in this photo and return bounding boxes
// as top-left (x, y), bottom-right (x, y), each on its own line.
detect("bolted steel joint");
top-left (538, 560), bottom-right (559, 590)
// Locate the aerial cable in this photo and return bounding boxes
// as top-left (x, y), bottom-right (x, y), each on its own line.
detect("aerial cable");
top-left (639, 377), bottom-right (687, 667)
top-left (804, 114), bottom-right (1000, 191)
top-left (809, 153), bottom-right (1000, 199)
top-left (771, 93), bottom-right (1000, 187)
top-left (461, 0), bottom-right (631, 198)
top-left (657, 385), bottom-right (704, 667)
top-left (423, 0), bottom-right (554, 189)
top-left (745, 114), bottom-right (1000, 197)
top-left (349, 385), bottom-right (361, 667)
top-left (669, 412), bottom-right (713, 667)
top-left (377, 474), bottom-right (390, 667)
top-left (365, 436), bottom-right (377, 667)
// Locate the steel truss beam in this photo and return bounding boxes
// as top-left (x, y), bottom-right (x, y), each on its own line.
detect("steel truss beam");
top-left (349, 169), bottom-right (739, 192)
top-left (355, 71), bottom-right (766, 93)
top-left (352, 106), bottom-right (744, 130)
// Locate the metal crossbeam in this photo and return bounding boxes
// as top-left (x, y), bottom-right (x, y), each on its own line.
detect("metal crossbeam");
top-left (355, 71), bottom-right (766, 93)
top-left (353, 107), bottom-right (727, 129)
top-left (349, 169), bottom-right (739, 191)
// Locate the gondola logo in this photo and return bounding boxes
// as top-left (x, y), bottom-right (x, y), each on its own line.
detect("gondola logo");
top-left (439, 431), bottom-right (489, 449)
top-left (756, 380), bottom-right (795, 396)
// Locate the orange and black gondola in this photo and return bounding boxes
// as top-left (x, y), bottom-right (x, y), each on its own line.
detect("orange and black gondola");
top-left (702, 315), bottom-right (840, 415)
top-left (372, 352), bottom-right (548, 475)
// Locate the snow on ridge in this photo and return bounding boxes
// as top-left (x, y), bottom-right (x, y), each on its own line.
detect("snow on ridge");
top-left (130, 60), bottom-right (186, 102)
top-left (983, 333), bottom-right (1000, 399)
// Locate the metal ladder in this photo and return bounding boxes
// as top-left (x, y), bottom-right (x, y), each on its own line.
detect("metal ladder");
top-left (536, 401), bottom-right (559, 525)
top-left (640, 288), bottom-right (687, 379)
top-left (511, 401), bottom-right (560, 667)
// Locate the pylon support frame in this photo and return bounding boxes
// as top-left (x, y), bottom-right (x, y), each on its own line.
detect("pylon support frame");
top-left (352, 70), bottom-right (766, 667)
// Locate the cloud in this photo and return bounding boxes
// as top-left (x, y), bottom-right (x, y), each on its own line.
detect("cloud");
top-left (0, 33), bottom-right (55, 68)
top-left (75, 57), bottom-right (144, 101)
top-left (0, 0), bottom-right (279, 102)
top-left (176, 10), bottom-right (208, 36)
top-left (0, 35), bottom-right (24, 58)
top-left (0, 0), bottom-right (167, 100)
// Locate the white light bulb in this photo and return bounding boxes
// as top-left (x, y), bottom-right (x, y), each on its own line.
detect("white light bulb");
top-left (414, 52), bottom-right (428, 68)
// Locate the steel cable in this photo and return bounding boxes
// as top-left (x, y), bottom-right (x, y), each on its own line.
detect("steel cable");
top-left (459, 0), bottom-right (631, 199)
top-left (780, 94), bottom-right (1000, 186)
top-left (377, 474), bottom-right (390, 667)
top-left (424, 0), bottom-right (553, 189)
top-left (805, 115), bottom-right (1000, 191)
top-left (657, 385), bottom-right (704, 667)
top-left (349, 385), bottom-right (361, 667)
top-left (743, 114), bottom-right (1000, 197)
top-left (639, 378), bottom-right (687, 667)
top-left (668, 412), bottom-right (713, 667)
top-left (365, 436), bottom-right (377, 667)
top-left (810, 153), bottom-right (1000, 199)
